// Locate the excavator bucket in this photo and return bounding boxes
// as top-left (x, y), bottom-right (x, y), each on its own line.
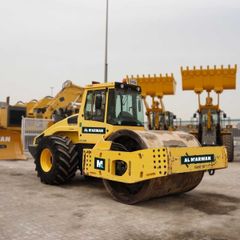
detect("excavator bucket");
top-left (0, 129), bottom-right (26, 160)
top-left (124, 74), bottom-right (176, 97)
top-left (181, 65), bottom-right (237, 93)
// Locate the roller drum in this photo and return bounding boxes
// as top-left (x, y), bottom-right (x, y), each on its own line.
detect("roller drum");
top-left (104, 130), bottom-right (204, 204)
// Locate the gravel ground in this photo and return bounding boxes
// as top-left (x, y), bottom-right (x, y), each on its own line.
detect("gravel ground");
top-left (0, 149), bottom-right (240, 240)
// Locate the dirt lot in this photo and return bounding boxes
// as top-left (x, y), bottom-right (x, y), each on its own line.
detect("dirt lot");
top-left (0, 149), bottom-right (240, 240)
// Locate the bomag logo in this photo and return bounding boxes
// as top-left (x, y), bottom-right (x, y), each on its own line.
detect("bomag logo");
top-left (0, 136), bottom-right (11, 142)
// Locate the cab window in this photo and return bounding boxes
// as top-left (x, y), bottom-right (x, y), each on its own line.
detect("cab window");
top-left (107, 88), bottom-right (144, 126)
top-left (84, 90), bottom-right (106, 122)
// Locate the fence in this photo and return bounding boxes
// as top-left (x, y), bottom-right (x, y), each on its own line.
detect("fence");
top-left (22, 118), bottom-right (240, 152)
top-left (174, 118), bottom-right (240, 137)
top-left (21, 118), bottom-right (52, 151)
top-left (234, 137), bottom-right (240, 146)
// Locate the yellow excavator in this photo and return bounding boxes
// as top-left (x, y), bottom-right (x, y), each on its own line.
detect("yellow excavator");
top-left (124, 74), bottom-right (176, 130)
top-left (0, 97), bottom-right (26, 160)
top-left (0, 80), bottom-right (84, 160)
top-left (40, 80), bottom-right (84, 121)
top-left (15, 99), bottom-right (39, 115)
top-left (26, 80), bottom-right (84, 121)
top-left (29, 80), bottom-right (228, 204)
top-left (181, 65), bottom-right (237, 162)
top-left (27, 96), bottom-right (53, 118)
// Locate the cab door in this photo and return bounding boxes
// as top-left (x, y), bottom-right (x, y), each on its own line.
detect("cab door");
top-left (79, 89), bottom-right (108, 144)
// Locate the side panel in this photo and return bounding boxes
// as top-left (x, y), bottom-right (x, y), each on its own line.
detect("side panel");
top-left (83, 145), bottom-right (168, 183)
top-left (169, 146), bottom-right (227, 174)
top-left (79, 120), bottom-right (110, 144)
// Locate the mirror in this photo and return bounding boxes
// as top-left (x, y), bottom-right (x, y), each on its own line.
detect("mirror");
top-left (193, 113), bottom-right (197, 118)
top-left (223, 113), bottom-right (227, 118)
top-left (173, 115), bottom-right (176, 120)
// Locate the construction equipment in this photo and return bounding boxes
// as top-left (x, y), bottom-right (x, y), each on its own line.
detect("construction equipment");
top-left (41, 80), bottom-right (84, 121)
top-left (0, 80), bottom-right (83, 160)
top-left (22, 80), bottom-right (84, 150)
top-left (26, 80), bottom-right (84, 121)
top-left (27, 96), bottom-right (53, 118)
top-left (124, 74), bottom-right (176, 130)
top-left (0, 97), bottom-right (26, 160)
top-left (25, 99), bottom-right (38, 114)
top-left (29, 81), bottom-right (227, 204)
top-left (181, 65), bottom-right (237, 162)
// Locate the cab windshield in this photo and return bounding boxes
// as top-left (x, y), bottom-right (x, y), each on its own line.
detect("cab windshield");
top-left (201, 110), bottom-right (219, 127)
top-left (107, 88), bottom-right (144, 126)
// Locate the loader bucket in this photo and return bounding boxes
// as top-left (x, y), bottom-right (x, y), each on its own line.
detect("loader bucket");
top-left (124, 74), bottom-right (176, 97)
top-left (181, 65), bottom-right (237, 93)
top-left (0, 129), bottom-right (26, 160)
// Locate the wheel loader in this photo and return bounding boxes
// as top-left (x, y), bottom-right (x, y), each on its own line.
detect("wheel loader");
top-left (181, 65), bottom-right (237, 162)
top-left (29, 80), bottom-right (228, 204)
top-left (124, 74), bottom-right (177, 130)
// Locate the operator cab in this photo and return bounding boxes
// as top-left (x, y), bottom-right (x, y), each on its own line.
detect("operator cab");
top-left (193, 109), bottom-right (224, 146)
top-left (83, 82), bottom-right (144, 127)
top-left (107, 84), bottom-right (144, 126)
top-left (159, 111), bottom-right (176, 130)
top-left (200, 109), bottom-right (220, 128)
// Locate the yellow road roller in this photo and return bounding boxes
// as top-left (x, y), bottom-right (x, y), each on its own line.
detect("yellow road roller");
top-left (29, 81), bottom-right (228, 204)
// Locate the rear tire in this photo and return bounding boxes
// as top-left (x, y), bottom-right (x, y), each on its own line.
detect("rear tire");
top-left (35, 136), bottom-right (79, 184)
top-left (222, 134), bottom-right (234, 162)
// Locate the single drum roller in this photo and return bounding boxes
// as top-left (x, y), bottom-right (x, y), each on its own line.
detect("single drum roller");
top-left (29, 81), bottom-right (227, 204)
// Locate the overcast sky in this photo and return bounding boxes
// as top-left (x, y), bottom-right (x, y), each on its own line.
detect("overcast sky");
top-left (0, 0), bottom-right (239, 119)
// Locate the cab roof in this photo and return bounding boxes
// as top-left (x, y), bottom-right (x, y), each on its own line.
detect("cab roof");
top-left (85, 82), bottom-right (115, 89)
top-left (85, 82), bottom-right (141, 92)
